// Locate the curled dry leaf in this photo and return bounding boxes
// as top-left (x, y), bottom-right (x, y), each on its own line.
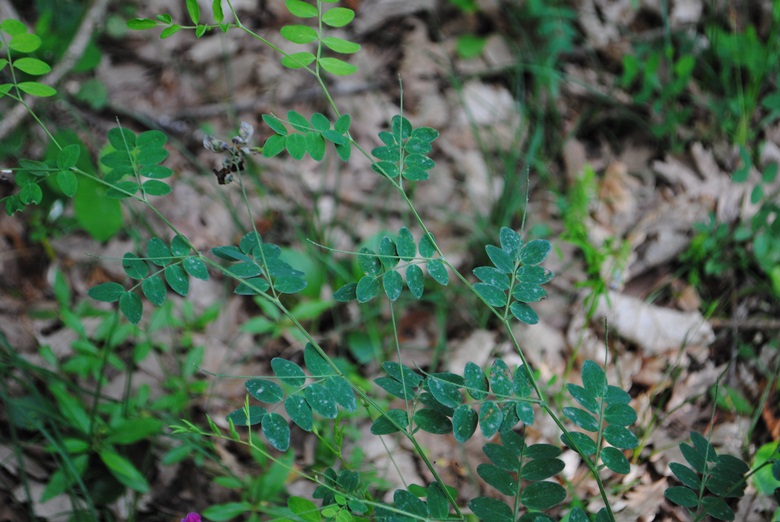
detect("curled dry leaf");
top-left (594, 291), bottom-right (715, 356)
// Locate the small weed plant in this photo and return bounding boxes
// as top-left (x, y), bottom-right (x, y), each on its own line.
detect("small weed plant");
top-left (1, 2), bottom-right (779, 521)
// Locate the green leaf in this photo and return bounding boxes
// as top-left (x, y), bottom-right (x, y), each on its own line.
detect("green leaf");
top-left (376, 376), bottom-right (413, 399)
top-left (304, 343), bottom-right (331, 376)
top-left (182, 256), bottom-right (209, 281)
top-left (426, 259), bottom-right (448, 285)
top-left (288, 496), bottom-right (319, 522)
top-left (404, 153), bottom-right (435, 170)
top-left (170, 234), bottom-right (190, 256)
top-left (202, 502), bottom-right (254, 521)
top-left (372, 146), bottom-right (398, 162)
top-left (670, 462), bottom-right (701, 490)
top-left (234, 277), bottom-right (270, 295)
top-left (334, 114), bottom-right (350, 133)
top-left (468, 497), bottom-right (512, 522)
top-left (99, 449), bottom-right (149, 493)
top-left (322, 36), bottom-right (360, 54)
top-left (370, 409), bottom-right (408, 435)
top-left (372, 160), bottom-right (399, 178)
top-left (483, 443), bottom-right (519, 471)
top-left (305, 383), bottom-right (338, 418)
top-left (383, 362), bottom-right (422, 387)
top-left (393, 489), bottom-right (427, 518)
top-left (9, 33), bottom-right (41, 53)
top-left (473, 266), bottom-right (510, 290)
top-left (17, 81), bottom-right (56, 97)
top-left (391, 115), bottom-right (412, 140)
top-left (515, 400), bottom-right (535, 425)
top-left (142, 179), bottom-right (171, 196)
top-left (604, 403), bottom-right (637, 426)
top-left (567, 384), bottom-right (599, 414)
top-left (356, 275), bottom-right (380, 302)
top-left (479, 401), bottom-right (502, 438)
top-left (305, 131), bottom-right (325, 161)
top-left (310, 112), bottom-right (330, 131)
top-left (518, 239), bottom-right (551, 265)
top-left (512, 282), bottom-right (546, 302)
top-left (160, 25), bottom-right (183, 39)
top-left (603, 425), bottom-right (638, 449)
top-left (406, 265), bottom-right (424, 298)
top-left (88, 282), bottom-right (125, 302)
top-left (488, 359), bottom-right (513, 396)
top-left (477, 463), bottom-right (516, 495)
top-left (12, 56), bottom-right (50, 75)
top-left (335, 141), bottom-right (351, 161)
top-left (280, 24), bottom-right (318, 44)
top-left (19, 182), bottom-right (43, 205)
top-left (285, 0), bottom-right (318, 18)
top-left (263, 114), bottom-right (289, 135)
top-left (286, 133), bottom-right (307, 160)
top-left (164, 264), bottom-right (189, 296)
top-left (486, 244), bottom-right (514, 273)
top-left (321, 7), bottom-right (355, 27)
top-left (427, 484), bottom-right (449, 520)
top-left (285, 394), bottom-right (313, 431)
top-left (582, 360), bottom-right (607, 398)
top-left (56, 170), bottom-right (78, 197)
top-left (287, 110), bottom-right (310, 131)
top-left (473, 283), bottom-right (506, 307)
top-left (105, 418), bottom-right (163, 445)
top-left (272, 358), bottom-right (306, 387)
top-left (452, 404), bottom-right (478, 443)
top-left (281, 51), bottom-right (316, 69)
top-left (664, 486), bottom-right (698, 508)
top-left (414, 409), bottom-right (452, 434)
top-left (509, 301), bottom-right (539, 324)
top-left (333, 282), bottom-right (357, 302)
top-left (383, 269), bottom-right (403, 301)
top-left (358, 246), bottom-right (381, 275)
top-left (418, 233), bottom-right (436, 258)
top-left (119, 291), bottom-right (142, 324)
top-left (246, 379), bottom-right (284, 403)
top-left (142, 276), bottom-right (166, 306)
top-left (701, 496), bottom-right (735, 520)
top-left (212, 0), bottom-right (224, 23)
top-left (185, 0), bottom-right (200, 23)
top-left (564, 407), bottom-right (599, 432)
top-left (411, 126), bottom-right (439, 143)
top-left (428, 376), bottom-right (461, 409)
top-left (396, 227), bottom-right (416, 260)
top-left (274, 275), bottom-right (307, 294)
top-left (516, 265), bottom-right (554, 284)
top-left (404, 138), bottom-right (432, 154)
top-left (260, 134), bottom-right (285, 158)
top-left (561, 431), bottom-right (597, 455)
top-left (262, 412), bottom-right (290, 451)
top-left (521, 481), bottom-right (566, 510)
top-left (127, 18), bottom-right (158, 30)
top-left (324, 376), bottom-right (356, 412)
top-left (520, 457), bottom-right (565, 481)
top-left (602, 447), bottom-right (630, 474)
top-left (378, 235), bottom-right (399, 267)
top-left (464, 362), bottom-right (488, 400)
top-left (122, 253), bottom-right (148, 279)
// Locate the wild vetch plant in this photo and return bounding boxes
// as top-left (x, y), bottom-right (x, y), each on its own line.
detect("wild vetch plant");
top-left (2, 2), bottom-right (779, 521)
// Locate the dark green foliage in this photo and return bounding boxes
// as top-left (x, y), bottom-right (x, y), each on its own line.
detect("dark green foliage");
top-left (665, 432), bottom-right (752, 520)
top-left (562, 361), bottom-right (638, 474)
top-left (473, 227), bottom-right (553, 324)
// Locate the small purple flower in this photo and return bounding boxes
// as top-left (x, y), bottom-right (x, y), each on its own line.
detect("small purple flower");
top-left (181, 513), bottom-right (202, 522)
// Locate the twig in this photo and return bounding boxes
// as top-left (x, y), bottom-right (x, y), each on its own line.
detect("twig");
top-left (0, 0), bottom-right (111, 141)
top-left (709, 317), bottom-right (780, 330)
